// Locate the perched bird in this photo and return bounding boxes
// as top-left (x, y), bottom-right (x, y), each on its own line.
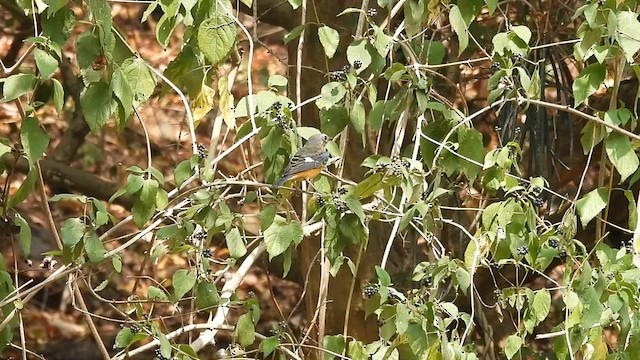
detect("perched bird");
top-left (274, 133), bottom-right (331, 187)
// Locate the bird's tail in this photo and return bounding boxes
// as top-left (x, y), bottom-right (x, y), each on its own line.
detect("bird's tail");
top-left (274, 175), bottom-right (290, 188)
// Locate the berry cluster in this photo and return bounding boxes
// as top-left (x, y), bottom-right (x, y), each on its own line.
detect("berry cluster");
top-left (548, 238), bottom-right (559, 248)
top-left (597, 0), bottom-right (605, 4)
top-left (130, 325), bottom-right (140, 333)
top-left (516, 245), bottom-right (529, 255)
top-left (367, 8), bottom-right (377, 16)
top-left (421, 277), bottom-right (432, 287)
top-left (388, 290), bottom-right (406, 303)
top-left (202, 248), bottom-right (213, 258)
top-left (363, 285), bottom-right (378, 298)
top-left (511, 53), bottom-right (524, 63)
top-left (534, 197), bottom-right (544, 207)
top-left (336, 187), bottom-right (348, 195)
top-left (375, 156), bottom-right (410, 176)
top-left (154, 348), bottom-right (168, 360)
top-left (622, 240), bottom-right (634, 253)
top-left (353, 60), bottom-right (363, 70)
top-left (190, 230), bottom-right (207, 245)
top-left (606, 272), bottom-right (615, 280)
top-left (269, 102), bottom-right (292, 131)
top-left (328, 64), bottom-right (351, 82)
top-left (197, 143), bottom-right (208, 159)
top-left (316, 197), bottom-right (326, 207)
top-left (514, 126), bottom-right (521, 135)
top-left (490, 62), bottom-right (501, 72)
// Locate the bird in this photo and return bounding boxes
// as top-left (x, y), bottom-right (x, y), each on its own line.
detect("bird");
top-left (274, 133), bottom-right (331, 187)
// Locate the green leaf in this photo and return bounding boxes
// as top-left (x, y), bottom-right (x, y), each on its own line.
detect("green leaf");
top-left (605, 132), bottom-right (639, 182)
top-left (316, 82), bottom-right (347, 109)
top-left (155, 14), bottom-right (180, 48)
top-left (52, 78), bottom-right (64, 113)
top-left (573, 63), bottom-right (606, 106)
top-left (112, 254), bottom-right (122, 272)
top-left (174, 159), bottom-right (193, 187)
top-left (576, 188), bottom-right (609, 227)
top-left (283, 24), bottom-right (305, 44)
top-left (449, 5), bottom-right (468, 55)
top-left (344, 196), bottom-right (365, 224)
top-left (195, 281), bottom-right (219, 309)
top-left (320, 106), bottom-right (349, 137)
top-left (14, 214), bottom-right (31, 257)
top-left (148, 285), bottom-right (168, 300)
top-left (375, 266), bottom-right (391, 286)
top-left (20, 117), bottom-right (50, 165)
top-left (318, 25), bottom-right (340, 58)
top-left (346, 40), bottom-right (372, 74)
top-left (84, 232), bottom-right (106, 263)
top-left (114, 328), bottom-right (136, 348)
top-left (455, 267), bottom-right (471, 294)
top-left (350, 99), bottom-right (366, 143)
top-left (132, 179), bottom-right (159, 227)
top-left (354, 173), bottom-right (384, 199)
top-left (80, 80), bottom-right (117, 133)
top-left (34, 48), bottom-right (58, 79)
top-left (457, 128), bottom-right (484, 181)
top-left (75, 30), bottom-right (101, 69)
top-left (259, 205), bottom-right (277, 231)
top-left (504, 334), bottom-right (522, 359)
top-left (61, 218), bottom-right (85, 246)
top-left (617, 11), bottom-right (640, 63)
top-left (198, 12), bottom-right (237, 65)
top-left (7, 170), bottom-right (36, 209)
top-left (120, 57), bottom-right (156, 107)
top-left (264, 220), bottom-right (303, 259)
top-left (288, 0), bottom-right (301, 8)
top-left (511, 25), bottom-right (531, 44)
top-left (226, 227), bottom-right (247, 258)
top-left (532, 289), bottom-right (551, 322)
top-left (267, 74), bottom-right (288, 88)
top-left (323, 335), bottom-right (346, 360)
top-left (2, 74), bottom-right (36, 101)
top-left (262, 336), bottom-right (280, 357)
top-left (235, 313), bottom-right (256, 347)
top-left (171, 269), bottom-right (196, 302)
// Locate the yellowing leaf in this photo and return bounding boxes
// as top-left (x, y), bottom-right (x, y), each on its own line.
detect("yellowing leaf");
top-left (191, 84), bottom-right (216, 125)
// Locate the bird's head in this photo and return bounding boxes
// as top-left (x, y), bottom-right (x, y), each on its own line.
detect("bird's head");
top-left (305, 133), bottom-right (330, 149)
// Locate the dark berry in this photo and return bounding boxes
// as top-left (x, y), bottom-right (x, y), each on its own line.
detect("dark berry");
top-left (279, 321), bottom-right (287, 328)
top-left (335, 200), bottom-right (347, 212)
top-left (558, 251), bottom-right (567, 260)
top-left (337, 187), bottom-right (348, 195)
top-left (329, 72), bottom-right (342, 82)
top-left (192, 231), bottom-right (207, 242)
top-left (534, 197), bottom-right (544, 207)
top-left (512, 53), bottom-right (524, 63)
top-left (316, 197), bottom-right (326, 207)
top-left (341, 64), bottom-right (351, 73)
top-left (548, 238), bottom-right (559, 248)
top-left (607, 272), bottom-right (615, 280)
top-left (367, 8), bottom-right (377, 16)
top-left (491, 62), bottom-right (501, 72)
top-left (494, 125), bottom-right (502, 132)
top-left (130, 325), bottom-right (140, 333)
top-left (202, 248), bottom-right (213, 258)
top-left (247, 291), bottom-right (255, 298)
top-left (197, 143), bottom-right (208, 159)
top-left (142, 313), bottom-right (150, 320)
top-left (532, 185), bottom-right (542, 195)
top-left (272, 101), bottom-right (282, 111)
top-left (517, 246), bottom-right (529, 255)
top-left (514, 126), bottom-right (521, 134)
top-left (353, 60), bottom-right (363, 70)
top-left (364, 285), bottom-right (378, 298)
top-left (421, 277), bottom-right (432, 287)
